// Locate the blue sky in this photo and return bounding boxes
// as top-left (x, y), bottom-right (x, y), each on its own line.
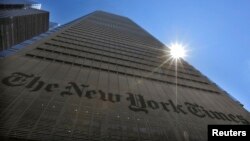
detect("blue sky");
top-left (36, 0), bottom-right (250, 111)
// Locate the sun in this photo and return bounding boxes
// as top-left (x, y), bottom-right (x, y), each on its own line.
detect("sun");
top-left (169, 42), bottom-right (186, 59)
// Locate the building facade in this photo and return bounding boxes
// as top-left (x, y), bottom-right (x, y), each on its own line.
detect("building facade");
top-left (0, 6), bottom-right (48, 51)
top-left (0, 11), bottom-right (249, 141)
top-left (0, 23), bottom-right (63, 58)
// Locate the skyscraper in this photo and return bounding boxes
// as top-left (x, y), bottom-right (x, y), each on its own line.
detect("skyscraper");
top-left (0, 0), bottom-right (48, 51)
top-left (0, 11), bottom-right (249, 141)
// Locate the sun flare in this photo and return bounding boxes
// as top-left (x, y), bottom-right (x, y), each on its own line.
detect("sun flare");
top-left (169, 42), bottom-right (186, 59)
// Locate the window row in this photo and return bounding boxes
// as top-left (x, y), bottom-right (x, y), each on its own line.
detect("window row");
top-left (71, 23), bottom-right (162, 48)
top-left (51, 36), bottom-right (199, 76)
top-left (64, 30), bottom-right (162, 57)
top-left (25, 51), bottom-right (220, 94)
top-left (37, 44), bottom-right (204, 84)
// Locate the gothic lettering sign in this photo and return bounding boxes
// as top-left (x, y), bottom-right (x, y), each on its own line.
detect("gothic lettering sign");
top-left (2, 72), bottom-right (250, 124)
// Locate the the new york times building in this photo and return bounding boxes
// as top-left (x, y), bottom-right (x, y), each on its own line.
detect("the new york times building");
top-left (0, 11), bottom-right (249, 141)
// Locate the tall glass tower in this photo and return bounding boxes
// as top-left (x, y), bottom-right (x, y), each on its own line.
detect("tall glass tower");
top-left (0, 11), bottom-right (249, 141)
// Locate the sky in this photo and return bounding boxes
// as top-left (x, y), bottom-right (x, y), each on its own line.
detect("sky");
top-left (36, 0), bottom-right (250, 111)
